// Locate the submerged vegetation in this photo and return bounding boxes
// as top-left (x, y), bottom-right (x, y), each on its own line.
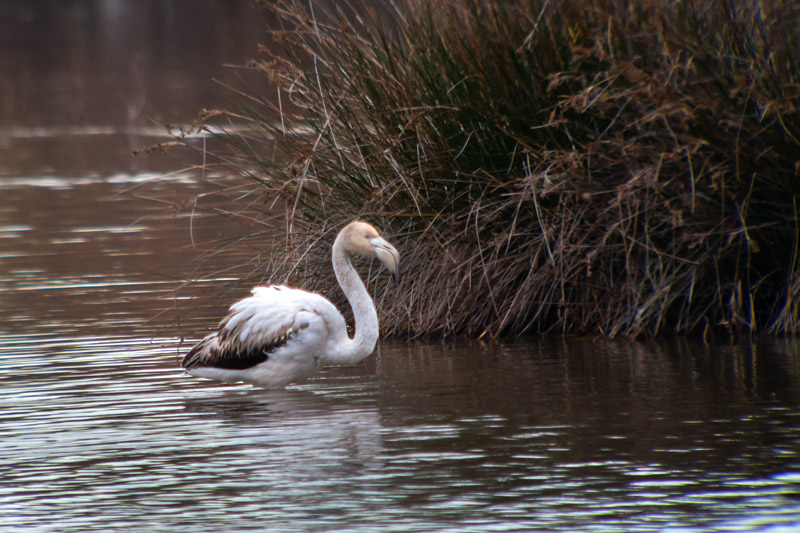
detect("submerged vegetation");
top-left (189, 0), bottom-right (799, 338)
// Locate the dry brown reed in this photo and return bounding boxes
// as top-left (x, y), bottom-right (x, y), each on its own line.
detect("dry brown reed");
top-left (186, 0), bottom-right (800, 338)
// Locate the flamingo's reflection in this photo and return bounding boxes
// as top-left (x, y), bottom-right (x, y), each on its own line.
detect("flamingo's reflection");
top-left (182, 387), bottom-right (385, 471)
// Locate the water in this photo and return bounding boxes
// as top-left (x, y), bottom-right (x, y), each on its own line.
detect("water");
top-left (2, 2), bottom-right (800, 532)
top-left (1, 305), bottom-right (799, 532)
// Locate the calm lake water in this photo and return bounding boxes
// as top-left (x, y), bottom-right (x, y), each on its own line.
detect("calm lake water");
top-left (2, 2), bottom-right (800, 532)
top-left (1, 169), bottom-right (799, 533)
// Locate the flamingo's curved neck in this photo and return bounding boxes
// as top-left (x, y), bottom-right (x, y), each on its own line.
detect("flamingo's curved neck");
top-left (328, 233), bottom-right (379, 364)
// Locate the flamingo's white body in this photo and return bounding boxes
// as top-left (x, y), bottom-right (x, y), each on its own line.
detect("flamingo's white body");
top-left (181, 221), bottom-right (399, 388)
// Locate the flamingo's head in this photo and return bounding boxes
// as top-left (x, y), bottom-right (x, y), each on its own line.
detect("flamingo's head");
top-left (342, 220), bottom-right (400, 282)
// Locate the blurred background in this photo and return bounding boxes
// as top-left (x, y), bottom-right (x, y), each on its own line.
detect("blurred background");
top-left (0, 0), bottom-right (266, 176)
top-left (0, 0), bottom-right (272, 338)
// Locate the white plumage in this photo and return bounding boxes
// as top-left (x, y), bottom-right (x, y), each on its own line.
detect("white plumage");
top-left (182, 220), bottom-right (399, 388)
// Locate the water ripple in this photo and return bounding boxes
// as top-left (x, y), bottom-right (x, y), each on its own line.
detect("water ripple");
top-left (1, 175), bottom-right (799, 531)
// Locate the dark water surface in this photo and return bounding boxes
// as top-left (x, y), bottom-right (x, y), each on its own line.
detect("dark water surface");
top-left (1, 180), bottom-right (800, 533)
top-left (2, 2), bottom-right (800, 532)
top-left (1, 173), bottom-right (799, 533)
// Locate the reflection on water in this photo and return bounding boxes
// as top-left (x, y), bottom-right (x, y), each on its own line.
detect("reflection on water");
top-left (0, 164), bottom-right (798, 533)
top-left (1, 1), bottom-right (799, 531)
top-left (1, 324), bottom-right (799, 531)
top-left (0, 174), bottom-right (257, 339)
top-left (0, 333), bottom-right (385, 531)
top-left (1, 175), bottom-right (799, 532)
top-left (0, 0), bottom-right (264, 130)
top-left (1, 0), bottom-right (266, 179)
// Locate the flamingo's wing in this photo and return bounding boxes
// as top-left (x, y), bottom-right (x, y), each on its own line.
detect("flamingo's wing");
top-left (182, 285), bottom-right (345, 371)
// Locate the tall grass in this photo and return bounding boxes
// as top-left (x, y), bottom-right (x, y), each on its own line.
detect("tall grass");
top-left (191, 0), bottom-right (800, 338)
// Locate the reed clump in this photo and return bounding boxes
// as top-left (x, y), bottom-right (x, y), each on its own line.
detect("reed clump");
top-left (196, 0), bottom-right (799, 338)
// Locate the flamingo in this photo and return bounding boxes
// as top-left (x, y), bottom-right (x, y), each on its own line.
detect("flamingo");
top-left (181, 220), bottom-right (399, 388)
